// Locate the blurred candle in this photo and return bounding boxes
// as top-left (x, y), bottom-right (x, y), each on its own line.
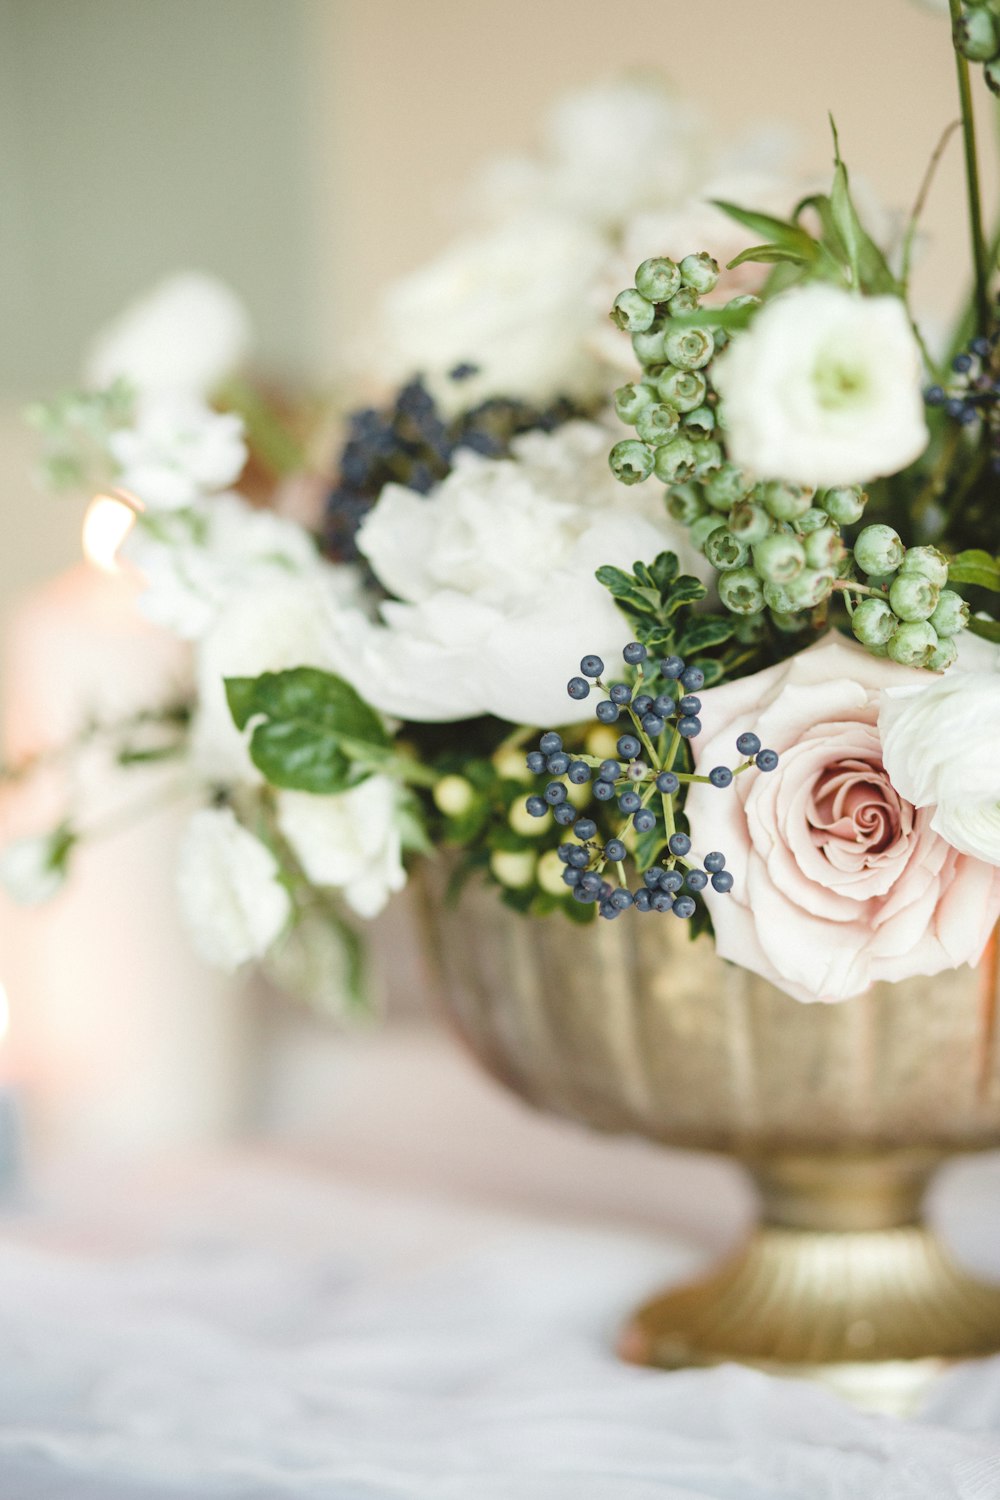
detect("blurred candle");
top-left (0, 497), bottom-right (251, 1160)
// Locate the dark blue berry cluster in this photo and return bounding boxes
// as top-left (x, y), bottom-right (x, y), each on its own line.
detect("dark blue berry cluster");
top-left (526, 641), bottom-right (779, 922)
top-left (925, 336), bottom-right (1000, 474)
top-left (322, 373), bottom-right (584, 561)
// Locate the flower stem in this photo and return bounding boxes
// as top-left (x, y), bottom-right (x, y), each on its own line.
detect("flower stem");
top-left (949, 0), bottom-right (991, 336)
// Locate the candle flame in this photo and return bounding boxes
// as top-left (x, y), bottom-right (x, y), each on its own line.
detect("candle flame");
top-left (82, 493), bottom-right (139, 573)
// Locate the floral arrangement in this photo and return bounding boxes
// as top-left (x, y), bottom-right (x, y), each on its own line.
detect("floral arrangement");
top-left (7, 17), bottom-right (1000, 1010)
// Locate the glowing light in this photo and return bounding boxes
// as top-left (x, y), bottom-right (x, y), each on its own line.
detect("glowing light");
top-left (82, 493), bottom-right (139, 573)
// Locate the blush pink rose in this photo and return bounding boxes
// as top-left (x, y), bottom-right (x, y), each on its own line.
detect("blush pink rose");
top-left (684, 634), bottom-right (1000, 1003)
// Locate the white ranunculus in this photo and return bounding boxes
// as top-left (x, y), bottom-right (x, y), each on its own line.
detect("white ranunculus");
top-left (176, 807), bottom-right (290, 971)
top-left (713, 286), bottom-right (929, 486)
top-left (84, 272), bottom-right (252, 398)
top-left (0, 830), bottom-right (73, 905)
top-left (109, 393), bottom-right (247, 510)
top-left (348, 421), bottom-right (709, 725)
top-left (375, 214), bottom-right (609, 415)
top-left (277, 777), bottom-right (407, 920)
top-left (190, 569), bottom-right (366, 786)
top-left (879, 651), bottom-right (1000, 866)
top-left (473, 78), bottom-right (704, 232)
top-left (122, 491), bottom-right (325, 640)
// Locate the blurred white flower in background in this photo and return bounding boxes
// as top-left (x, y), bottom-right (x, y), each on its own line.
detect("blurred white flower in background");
top-left (123, 492), bottom-right (324, 640)
top-left (176, 807), bottom-right (290, 971)
top-left (375, 214), bottom-right (609, 414)
top-left (277, 778), bottom-right (407, 919)
top-left (713, 285), bottom-right (929, 486)
top-left (109, 393), bottom-right (247, 510)
top-left (84, 271), bottom-right (252, 398)
top-left (0, 830), bottom-right (74, 905)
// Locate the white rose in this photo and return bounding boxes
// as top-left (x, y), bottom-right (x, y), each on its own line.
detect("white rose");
top-left (0, 830), bottom-right (73, 905)
top-left (190, 570), bottom-right (366, 786)
top-left (84, 272), bottom-right (252, 398)
top-left (277, 777), bottom-right (407, 920)
top-left (109, 393), bottom-right (247, 510)
top-left (176, 807), bottom-right (290, 971)
top-left (375, 214), bottom-right (609, 415)
top-left (879, 649), bottom-right (1000, 866)
top-left (713, 285), bottom-right (929, 486)
top-left (123, 491), bottom-right (325, 640)
top-left (347, 421), bottom-right (709, 725)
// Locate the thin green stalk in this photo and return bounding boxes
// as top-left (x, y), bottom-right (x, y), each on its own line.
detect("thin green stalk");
top-left (949, 0), bottom-right (991, 335)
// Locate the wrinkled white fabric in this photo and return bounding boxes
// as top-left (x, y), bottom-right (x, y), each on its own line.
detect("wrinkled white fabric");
top-left (1, 1040), bottom-right (1000, 1498)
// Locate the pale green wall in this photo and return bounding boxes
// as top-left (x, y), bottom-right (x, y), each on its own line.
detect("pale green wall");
top-left (0, 0), bottom-right (324, 397)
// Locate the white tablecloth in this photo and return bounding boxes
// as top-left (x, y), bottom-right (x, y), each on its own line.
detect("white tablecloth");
top-left (3, 1026), bottom-right (1000, 1499)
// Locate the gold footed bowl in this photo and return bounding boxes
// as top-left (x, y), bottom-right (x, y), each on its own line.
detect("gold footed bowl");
top-left (419, 871), bottom-right (1000, 1413)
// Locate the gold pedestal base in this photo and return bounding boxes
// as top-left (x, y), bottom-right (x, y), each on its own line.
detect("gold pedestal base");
top-left (619, 1156), bottom-right (1000, 1414)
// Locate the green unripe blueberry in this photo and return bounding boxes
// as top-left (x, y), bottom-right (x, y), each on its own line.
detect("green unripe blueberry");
top-left (864, 571), bottom-right (900, 591)
top-left (954, 6), bottom-right (999, 60)
top-left (728, 500), bottom-right (772, 543)
top-left (663, 326), bottom-right (714, 371)
top-left (683, 404), bottom-right (715, 435)
top-left (719, 567), bottom-right (766, 615)
top-left (490, 848), bottom-right (537, 889)
top-left (889, 572), bottom-right (940, 623)
top-left (851, 596), bottom-right (897, 648)
top-left (927, 636), bottom-right (958, 672)
top-left (690, 514), bottom-right (726, 552)
top-left (614, 382), bottom-right (655, 425)
top-left (929, 588), bottom-right (970, 638)
top-left (693, 439), bottom-right (723, 475)
top-left (704, 462), bottom-right (753, 511)
top-left (887, 620), bottom-right (938, 667)
top-left (536, 848), bottom-right (570, 898)
top-left (666, 483), bottom-right (706, 525)
top-left (818, 485), bottom-right (867, 525)
top-left (611, 288), bottom-right (656, 332)
top-left (635, 403), bottom-right (681, 445)
top-left (433, 774), bottom-right (476, 817)
top-left (899, 544), bottom-right (948, 590)
top-left (679, 252), bottom-right (720, 295)
top-left (760, 480), bottom-right (813, 521)
top-left (783, 568), bottom-right (834, 611)
top-left (753, 532), bottom-right (807, 583)
top-left (804, 526), bottom-right (846, 571)
top-left (635, 256), bottom-right (682, 303)
top-left (653, 435), bottom-right (699, 483)
top-left (668, 286), bottom-right (700, 316)
top-left (656, 368), bottom-right (708, 412)
top-left (609, 439), bottom-right (655, 485)
top-left (631, 328), bottom-right (667, 365)
top-left (704, 528), bottom-right (750, 571)
top-left (853, 523), bottom-right (904, 576)
top-left (713, 328), bottom-right (731, 354)
top-left (732, 610), bottom-right (768, 643)
top-left (726, 293), bottom-right (761, 314)
top-left (769, 606), bottom-right (811, 632)
top-left (796, 507), bottom-right (830, 536)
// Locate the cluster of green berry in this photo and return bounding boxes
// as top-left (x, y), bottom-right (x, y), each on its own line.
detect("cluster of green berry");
top-left (846, 528), bottom-right (969, 669)
top-left (607, 252), bottom-right (743, 491)
top-left (953, 1), bottom-right (1000, 94)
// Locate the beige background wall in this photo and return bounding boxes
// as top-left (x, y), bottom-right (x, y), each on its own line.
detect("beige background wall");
top-left (0, 0), bottom-right (990, 610)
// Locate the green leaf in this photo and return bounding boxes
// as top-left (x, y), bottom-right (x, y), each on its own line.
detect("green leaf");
top-left (949, 549), bottom-right (1000, 591)
top-left (727, 243), bottom-right (813, 270)
top-left (711, 200), bottom-right (817, 260)
top-left (969, 616), bottom-right (1000, 642)
top-left (678, 617), bottom-right (735, 654)
top-left (825, 121), bottom-right (899, 295)
top-left (660, 577), bottom-right (707, 616)
top-left (224, 667), bottom-right (390, 794)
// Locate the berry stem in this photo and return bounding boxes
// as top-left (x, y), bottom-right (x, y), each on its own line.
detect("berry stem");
top-left (948, 0), bottom-right (991, 338)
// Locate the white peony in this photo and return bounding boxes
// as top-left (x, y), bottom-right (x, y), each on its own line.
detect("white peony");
top-left (190, 569), bottom-right (367, 786)
top-left (122, 491), bottom-right (325, 640)
top-left (176, 807), bottom-right (290, 971)
top-left (277, 777), bottom-right (407, 919)
top-left (109, 393), bottom-right (247, 510)
top-left (472, 78), bottom-right (704, 232)
top-left (375, 214), bottom-right (609, 415)
top-left (879, 645), bottom-right (1000, 866)
top-left (84, 271), bottom-right (252, 398)
top-left (0, 831), bottom-right (73, 905)
top-left (713, 285), bottom-right (929, 486)
top-left (345, 421), bottom-right (709, 725)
